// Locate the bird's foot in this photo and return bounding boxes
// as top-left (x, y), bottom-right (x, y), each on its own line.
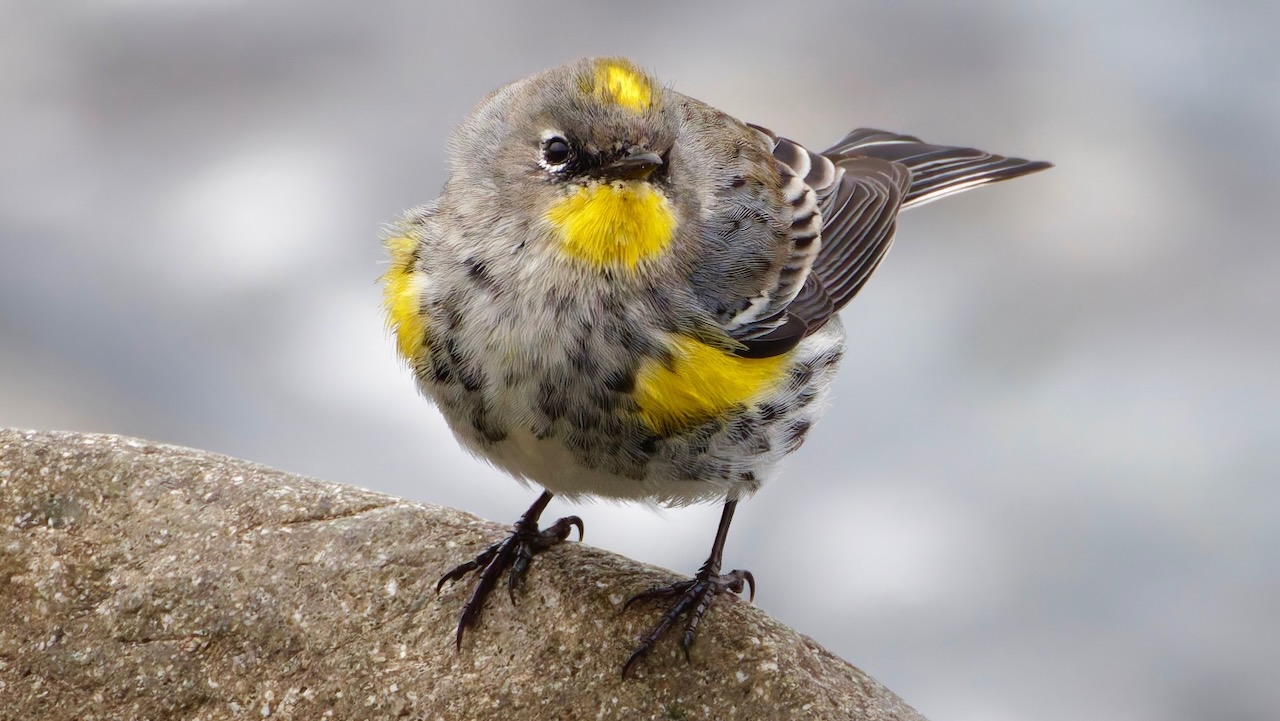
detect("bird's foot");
top-left (436, 511), bottom-right (583, 649)
top-left (621, 565), bottom-right (755, 677)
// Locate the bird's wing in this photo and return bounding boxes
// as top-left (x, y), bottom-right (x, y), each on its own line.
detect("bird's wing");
top-left (726, 126), bottom-right (1051, 358)
top-left (715, 126), bottom-right (831, 342)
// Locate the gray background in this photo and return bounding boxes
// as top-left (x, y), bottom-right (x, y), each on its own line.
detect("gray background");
top-left (2, 2), bottom-right (1276, 720)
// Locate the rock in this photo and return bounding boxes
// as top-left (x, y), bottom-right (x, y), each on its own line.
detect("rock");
top-left (0, 429), bottom-right (927, 720)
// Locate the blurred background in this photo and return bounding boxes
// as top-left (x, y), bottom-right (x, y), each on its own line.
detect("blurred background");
top-left (2, 2), bottom-right (1276, 720)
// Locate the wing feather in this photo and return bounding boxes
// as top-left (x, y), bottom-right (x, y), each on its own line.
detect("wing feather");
top-left (725, 126), bottom-right (1050, 358)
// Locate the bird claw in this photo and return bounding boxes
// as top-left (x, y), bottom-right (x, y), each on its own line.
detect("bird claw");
top-left (622, 638), bottom-right (656, 679)
top-left (543, 515), bottom-right (584, 544)
top-left (435, 543), bottom-right (498, 593)
top-left (623, 582), bottom-right (685, 611)
top-left (435, 513), bottom-right (584, 649)
top-left (563, 516), bottom-right (585, 542)
top-left (732, 570), bottom-right (756, 603)
top-left (620, 567), bottom-right (755, 678)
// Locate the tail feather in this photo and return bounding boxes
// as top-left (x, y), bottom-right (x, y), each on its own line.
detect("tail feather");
top-left (823, 128), bottom-right (1052, 208)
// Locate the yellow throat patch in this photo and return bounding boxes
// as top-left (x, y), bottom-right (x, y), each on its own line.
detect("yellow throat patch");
top-left (635, 336), bottom-right (791, 435)
top-left (545, 182), bottom-right (676, 269)
top-left (381, 233), bottom-right (428, 360)
top-left (582, 58), bottom-right (654, 112)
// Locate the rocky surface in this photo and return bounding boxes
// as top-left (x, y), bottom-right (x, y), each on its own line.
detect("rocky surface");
top-left (0, 429), bottom-right (927, 720)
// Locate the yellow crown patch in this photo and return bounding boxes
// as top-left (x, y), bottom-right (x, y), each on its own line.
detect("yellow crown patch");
top-left (582, 58), bottom-right (654, 112)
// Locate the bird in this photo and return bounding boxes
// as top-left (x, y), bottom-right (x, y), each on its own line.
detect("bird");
top-left (381, 56), bottom-right (1050, 676)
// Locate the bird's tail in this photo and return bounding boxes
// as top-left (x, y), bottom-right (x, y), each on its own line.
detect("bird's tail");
top-left (822, 128), bottom-right (1052, 209)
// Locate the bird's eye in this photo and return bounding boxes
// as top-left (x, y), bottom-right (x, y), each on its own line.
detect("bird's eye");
top-left (541, 136), bottom-right (572, 167)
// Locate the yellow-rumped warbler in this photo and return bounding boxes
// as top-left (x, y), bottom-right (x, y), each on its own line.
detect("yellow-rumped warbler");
top-left (382, 57), bottom-right (1050, 675)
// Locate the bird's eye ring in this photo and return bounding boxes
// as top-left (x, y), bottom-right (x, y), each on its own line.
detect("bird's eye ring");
top-left (541, 136), bottom-right (572, 169)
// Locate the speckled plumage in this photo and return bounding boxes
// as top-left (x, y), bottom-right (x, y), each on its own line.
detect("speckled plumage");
top-left (391, 203), bottom-right (845, 505)
top-left (385, 63), bottom-right (847, 506)
top-left (385, 58), bottom-right (1048, 506)
top-left (382, 57), bottom-right (1050, 668)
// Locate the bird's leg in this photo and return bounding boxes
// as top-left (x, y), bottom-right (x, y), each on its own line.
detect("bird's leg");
top-left (622, 499), bottom-right (755, 678)
top-left (436, 490), bottom-right (583, 649)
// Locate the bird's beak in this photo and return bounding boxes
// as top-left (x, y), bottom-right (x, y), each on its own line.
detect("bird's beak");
top-left (602, 150), bottom-right (664, 181)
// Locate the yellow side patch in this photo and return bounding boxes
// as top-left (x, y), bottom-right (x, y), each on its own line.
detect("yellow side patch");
top-left (584, 58), bottom-right (654, 112)
top-left (381, 234), bottom-right (428, 360)
top-left (634, 336), bottom-right (791, 435)
top-left (545, 182), bottom-right (676, 269)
